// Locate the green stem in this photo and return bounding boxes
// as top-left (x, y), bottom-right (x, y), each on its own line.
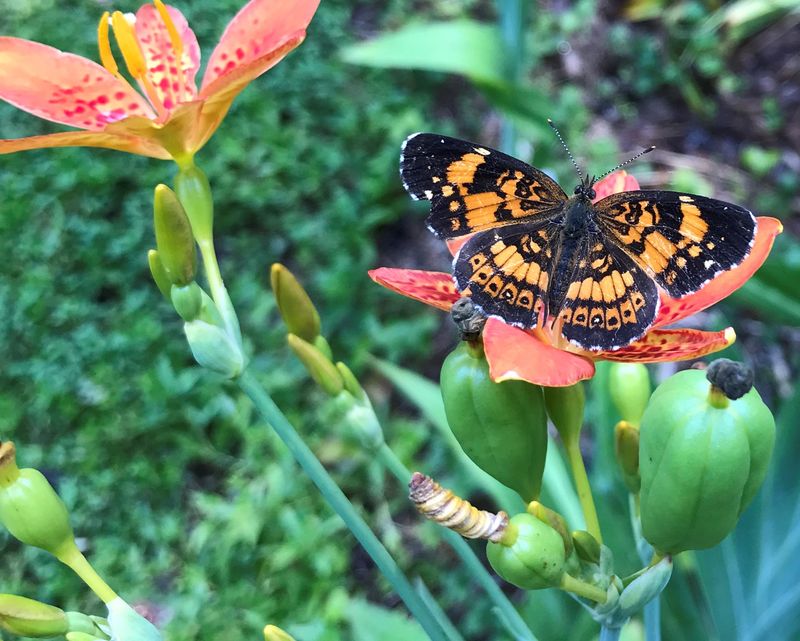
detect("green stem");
top-left (57, 542), bottom-right (118, 604)
top-left (237, 371), bottom-right (448, 641)
top-left (599, 626), bottom-right (622, 641)
top-left (563, 436), bottom-right (602, 544)
top-left (376, 443), bottom-right (538, 641)
top-left (644, 596), bottom-right (661, 641)
top-left (559, 573), bottom-right (607, 603)
top-left (198, 239), bottom-right (242, 347)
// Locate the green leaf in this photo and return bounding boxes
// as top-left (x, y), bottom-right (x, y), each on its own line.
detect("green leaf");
top-left (340, 21), bottom-right (505, 85)
top-left (346, 599), bottom-right (428, 641)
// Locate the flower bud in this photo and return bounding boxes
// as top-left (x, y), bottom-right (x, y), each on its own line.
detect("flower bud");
top-left (183, 320), bottom-right (244, 378)
top-left (287, 334), bottom-right (343, 396)
top-left (617, 557), bottom-right (673, 619)
top-left (0, 442), bottom-right (75, 557)
top-left (440, 341), bottom-right (548, 501)
top-left (639, 362), bottom-right (775, 554)
top-left (0, 594), bottom-right (68, 637)
top-left (608, 363), bottom-right (651, 426)
top-left (270, 264), bottom-right (321, 342)
top-left (174, 165), bottom-right (213, 243)
top-left (66, 632), bottom-right (104, 641)
top-left (264, 625), bottom-right (296, 641)
top-left (171, 282), bottom-right (203, 322)
top-left (527, 501), bottom-right (572, 555)
top-left (106, 598), bottom-right (162, 641)
top-left (614, 420), bottom-right (640, 493)
top-left (147, 250), bottom-right (171, 299)
top-left (153, 185), bottom-right (196, 286)
top-left (336, 361), bottom-right (365, 399)
top-left (572, 530), bottom-right (601, 565)
top-left (543, 383), bottom-right (585, 446)
top-left (486, 513), bottom-right (566, 590)
top-left (342, 397), bottom-right (383, 450)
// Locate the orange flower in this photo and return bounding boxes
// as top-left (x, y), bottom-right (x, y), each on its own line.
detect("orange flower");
top-left (370, 171), bottom-right (782, 387)
top-left (0, 0), bottom-right (319, 164)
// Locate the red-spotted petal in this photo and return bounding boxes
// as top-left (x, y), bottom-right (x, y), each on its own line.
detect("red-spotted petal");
top-left (135, 4), bottom-right (201, 111)
top-left (602, 327), bottom-right (735, 363)
top-left (200, 0), bottom-right (320, 96)
top-left (0, 37), bottom-right (155, 130)
top-left (592, 170), bottom-right (640, 202)
top-left (654, 216), bottom-right (782, 327)
top-left (0, 130), bottom-right (170, 159)
top-left (368, 268), bottom-right (459, 312)
top-left (484, 318), bottom-right (595, 386)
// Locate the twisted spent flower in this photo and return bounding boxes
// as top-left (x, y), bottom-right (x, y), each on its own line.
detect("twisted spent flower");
top-left (0, 0), bottom-right (320, 164)
top-left (409, 472), bottom-right (508, 542)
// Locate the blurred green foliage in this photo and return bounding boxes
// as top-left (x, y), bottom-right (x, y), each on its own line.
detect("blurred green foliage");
top-left (1, 0), bottom-right (799, 640)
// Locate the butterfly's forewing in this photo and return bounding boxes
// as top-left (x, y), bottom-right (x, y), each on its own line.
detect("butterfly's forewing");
top-left (595, 191), bottom-right (756, 299)
top-left (453, 222), bottom-right (560, 328)
top-left (400, 133), bottom-right (567, 239)
top-left (554, 234), bottom-right (660, 350)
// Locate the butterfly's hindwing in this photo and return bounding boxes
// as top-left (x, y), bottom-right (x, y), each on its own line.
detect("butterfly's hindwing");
top-left (453, 222), bottom-right (559, 328)
top-left (400, 133), bottom-right (567, 239)
top-left (596, 191), bottom-right (756, 298)
top-left (554, 235), bottom-right (659, 350)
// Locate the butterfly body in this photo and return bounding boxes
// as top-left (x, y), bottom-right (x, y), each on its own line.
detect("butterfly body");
top-left (400, 133), bottom-right (756, 351)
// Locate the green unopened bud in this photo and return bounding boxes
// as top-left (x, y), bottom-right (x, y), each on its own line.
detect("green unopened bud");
top-left (66, 611), bottom-right (106, 636)
top-left (174, 165), bottom-right (213, 243)
top-left (270, 264), bottom-right (321, 342)
top-left (0, 594), bottom-right (68, 637)
top-left (184, 320), bottom-right (244, 378)
top-left (66, 632), bottom-right (104, 641)
top-left (264, 625), bottom-right (296, 641)
top-left (486, 513), bottom-right (566, 590)
top-left (336, 361), bottom-right (365, 399)
top-left (618, 557), bottom-right (673, 619)
top-left (544, 383), bottom-right (585, 445)
top-left (614, 420), bottom-right (640, 493)
top-left (527, 501), bottom-right (572, 555)
top-left (153, 185), bottom-right (196, 286)
top-left (287, 334), bottom-right (343, 396)
top-left (106, 599), bottom-right (161, 641)
top-left (572, 530), bottom-right (602, 564)
top-left (342, 396), bottom-right (384, 449)
top-left (608, 363), bottom-right (651, 426)
top-left (171, 282), bottom-right (203, 322)
top-left (0, 442), bottom-right (75, 557)
top-left (147, 250), bottom-right (171, 299)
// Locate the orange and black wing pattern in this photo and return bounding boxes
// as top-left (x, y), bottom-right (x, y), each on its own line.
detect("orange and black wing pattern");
top-left (595, 191), bottom-right (756, 299)
top-left (452, 222), bottom-right (559, 329)
top-left (400, 133), bottom-right (567, 239)
top-left (551, 234), bottom-right (660, 350)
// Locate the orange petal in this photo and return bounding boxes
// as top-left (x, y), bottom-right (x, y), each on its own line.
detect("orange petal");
top-left (601, 327), bottom-right (735, 363)
top-left (104, 101), bottom-right (204, 159)
top-left (368, 268), bottom-right (459, 312)
top-left (654, 216), bottom-right (783, 327)
top-left (592, 170), bottom-right (640, 202)
top-left (484, 318), bottom-right (595, 386)
top-left (200, 0), bottom-right (320, 95)
top-left (0, 130), bottom-right (170, 159)
top-left (0, 37), bottom-right (154, 130)
top-left (135, 4), bottom-right (201, 109)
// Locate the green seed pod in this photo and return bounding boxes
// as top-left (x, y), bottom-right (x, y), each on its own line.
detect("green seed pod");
top-left (486, 513), bottom-right (566, 590)
top-left (527, 501), bottom-right (572, 555)
top-left (0, 443), bottom-right (75, 558)
top-left (440, 341), bottom-right (548, 501)
top-left (0, 594), bottom-right (68, 637)
top-left (640, 362), bottom-right (775, 554)
top-left (608, 363), bottom-right (651, 426)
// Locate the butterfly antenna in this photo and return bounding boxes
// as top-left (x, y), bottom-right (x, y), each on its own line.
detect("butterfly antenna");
top-left (548, 119), bottom-right (584, 184)
top-left (597, 145), bottom-right (656, 181)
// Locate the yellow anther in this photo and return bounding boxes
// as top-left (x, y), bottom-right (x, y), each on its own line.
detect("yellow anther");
top-left (111, 11), bottom-right (147, 79)
top-left (97, 12), bottom-right (119, 76)
top-left (154, 0), bottom-right (184, 59)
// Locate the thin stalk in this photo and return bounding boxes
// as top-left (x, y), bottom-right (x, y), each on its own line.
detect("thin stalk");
top-left (377, 443), bottom-right (538, 641)
top-left (644, 596), bottom-right (661, 641)
top-left (57, 543), bottom-right (118, 604)
top-left (563, 436), bottom-right (602, 544)
top-left (197, 239), bottom-right (242, 347)
top-left (559, 574), bottom-right (607, 603)
top-left (599, 626), bottom-right (622, 641)
top-left (237, 371), bottom-right (448, 641)
top-left (629, 494), bottom-right (663, 640)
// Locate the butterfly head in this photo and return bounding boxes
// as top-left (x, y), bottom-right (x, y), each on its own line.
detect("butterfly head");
top-left (573, 175), bottom-right (596, 202)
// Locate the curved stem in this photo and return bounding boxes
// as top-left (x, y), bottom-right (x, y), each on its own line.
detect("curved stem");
top-left (57, 542), bottom-right (118, 604)
top-left (377, 443), bottom-right (538, 641)
top-left (560, 574), bottom-right (607, 603)
top-left (563, 435), bottom-right (602, 544)
top-left (237, 371), bottom-right (448, 641)
top-left (197, 239), bottom-right (241, 347)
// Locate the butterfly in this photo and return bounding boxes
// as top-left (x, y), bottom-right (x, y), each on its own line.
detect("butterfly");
top-left (400, 132), bottom-right (756, 351)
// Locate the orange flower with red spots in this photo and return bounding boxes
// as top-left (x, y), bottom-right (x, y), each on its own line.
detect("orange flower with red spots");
top-left (0, 0), bottom-right (319, 164)
top-left (370, 171), bottom-right (782, 387)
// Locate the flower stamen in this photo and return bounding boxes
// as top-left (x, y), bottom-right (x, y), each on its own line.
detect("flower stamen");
top-left (97, 12), bottom-right (119, 77)
top-left (154, 0), bottom-right (187, 102)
